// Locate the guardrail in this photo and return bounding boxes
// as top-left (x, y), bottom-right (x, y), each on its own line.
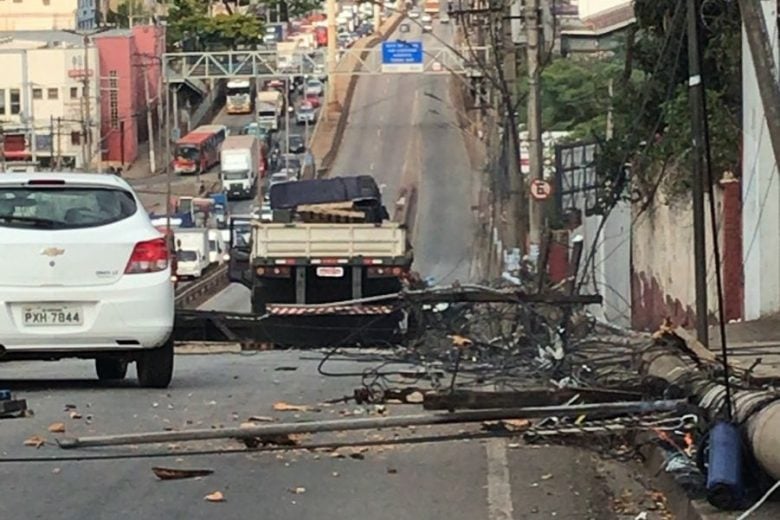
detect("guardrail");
top-left (175, 264), bottom-right (230, 309)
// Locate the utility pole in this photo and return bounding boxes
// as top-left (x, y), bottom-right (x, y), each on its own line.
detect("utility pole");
top-left (49, 115), bottom-right (54, 170)
top-left (738, 0), bottom-right (780, 168)
top-left (373, 2), bottom-right (381, 34)
top-left (686, 0), bottom-right (709, 347)
top-left (325, 0), bottom-right (338, 108)
top-left (526, 0), bottom-right (544, 262)
top-left (82, 34), bottom-right (93, 171)
top-left (502, 3), bottom-right (522, 255)
top-left (144, 68), bottom-right (157, 174)
top-left (55, 117), bottom-right (62, 169)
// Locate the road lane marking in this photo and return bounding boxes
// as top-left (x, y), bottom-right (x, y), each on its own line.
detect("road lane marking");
top-left (377, 128), bottom-right (382, 137)
top-left (370, 162), bottom-right (375, 171)
top-left (486, 439), bottom-right (514, 520)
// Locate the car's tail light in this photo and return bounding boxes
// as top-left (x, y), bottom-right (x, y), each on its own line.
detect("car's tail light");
top-left (125, 238), bottom-right (169, 274)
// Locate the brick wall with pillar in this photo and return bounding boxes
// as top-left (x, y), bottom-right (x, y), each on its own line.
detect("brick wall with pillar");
top-left (720, 171), bottom-right (744, 321)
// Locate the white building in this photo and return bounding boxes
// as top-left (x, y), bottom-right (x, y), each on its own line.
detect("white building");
top-left (0, 32), bottom-right (100, 169)
top-left (0, 0), bottom-right (80, 31)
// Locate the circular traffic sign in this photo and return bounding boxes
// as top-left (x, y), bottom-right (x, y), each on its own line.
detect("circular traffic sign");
top-left (530, 179), bottom-right (552, 200)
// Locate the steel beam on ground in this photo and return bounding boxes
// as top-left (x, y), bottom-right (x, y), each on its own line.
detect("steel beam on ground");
top-left (163, 47), bottom-right (490, 82)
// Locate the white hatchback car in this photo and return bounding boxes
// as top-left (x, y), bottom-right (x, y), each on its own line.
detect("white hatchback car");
top-left (0, 173), bottom-right (175, 387)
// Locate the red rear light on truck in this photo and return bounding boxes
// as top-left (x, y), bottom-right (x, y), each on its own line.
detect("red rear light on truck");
top-left (125, 238), bottom-right (169, 274)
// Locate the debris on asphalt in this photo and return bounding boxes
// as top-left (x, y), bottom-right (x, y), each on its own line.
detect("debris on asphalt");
top-left (48, 422), bottom-right (66, 433)
top-left (387, 467), bottom-right (398, 474)
top-left (64, 404), bottom-right (77, 411)
top-left (272, 402), bottom-right (319, 412)
top-left (152, 467), bottom-right (214, 480)
top-left (247, 415), bottom-right (277, 423)
top-left (69, 411), bottom-right (82, 420)
top-left (23, 435), bottom-right (46, 448)
top-left (448, 334), bottom-right (473, 348)
top-left (332, 471), bottom-right (340, 477)
top-left (0, 391), bottom-right (28, 418)
top-left (52, 468), bottom-right (61, 475)
top-left (238, 432), bottom-right (303, 448)
top-left (204, 491), bottom-right (225, 502)
top-left (274, 366), bottom-right (298, 371)
top-left (288, 486), bottom-right (306, 495)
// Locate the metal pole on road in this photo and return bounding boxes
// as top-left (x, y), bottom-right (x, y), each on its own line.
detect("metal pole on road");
top-left (58, 399), bottom-right (686, 449)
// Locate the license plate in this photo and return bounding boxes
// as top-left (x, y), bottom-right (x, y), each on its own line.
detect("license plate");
top-left (22, 305), bottom-right (83, 327)
top-left (316, 267), bottom-right (344, 278)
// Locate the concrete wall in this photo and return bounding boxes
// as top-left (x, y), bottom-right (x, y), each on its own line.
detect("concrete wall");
top-left (630, 180), bottom-right (743, 331)
top-left (742, 0), bottom-right (780, 319)
top-left (0, 0), bottom-right (79, 31)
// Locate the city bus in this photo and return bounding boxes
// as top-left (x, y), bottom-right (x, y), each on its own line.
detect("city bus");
top-left (173, 125), bottom-right (228, 175)
top-left (226, 79), bottom-right (255, 115)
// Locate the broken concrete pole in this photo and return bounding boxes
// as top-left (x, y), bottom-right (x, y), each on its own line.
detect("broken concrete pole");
top-left (58, 400), bottom-right (685, 449)
top-left (642, 333), bottom-right (780, 480)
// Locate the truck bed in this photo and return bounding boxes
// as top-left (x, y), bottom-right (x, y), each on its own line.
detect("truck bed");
top-left (251, 222), bottom-right (408, 260)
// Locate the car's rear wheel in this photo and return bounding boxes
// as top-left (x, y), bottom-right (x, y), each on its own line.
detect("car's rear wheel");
top-left (136, 337), bottom-right (174, 388)
top-left (95, 358), bottom-right (128, 380)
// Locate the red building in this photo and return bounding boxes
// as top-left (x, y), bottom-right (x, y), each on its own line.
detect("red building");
top-left (94, 25), bottom-right (165, 168)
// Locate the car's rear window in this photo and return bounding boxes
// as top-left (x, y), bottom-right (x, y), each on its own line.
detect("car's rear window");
top-left (0, 186), bottom-right (137, 229)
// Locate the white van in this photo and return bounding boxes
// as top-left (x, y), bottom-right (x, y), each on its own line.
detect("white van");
top-left (175, 229), bottom-right (210, 278)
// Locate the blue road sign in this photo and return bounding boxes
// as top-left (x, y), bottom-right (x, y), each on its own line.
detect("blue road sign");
top-left (381, 40), bottom-right (424, 73)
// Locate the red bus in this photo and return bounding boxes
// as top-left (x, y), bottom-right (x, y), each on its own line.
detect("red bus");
top-left (173, 125), bottom-right (228, 175)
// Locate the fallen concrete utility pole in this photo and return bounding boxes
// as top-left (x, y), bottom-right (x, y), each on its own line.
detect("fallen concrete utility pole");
top-left (58, 399), bottom-right (684, 449)
top-left (644, 332), bottom-right (780, 480)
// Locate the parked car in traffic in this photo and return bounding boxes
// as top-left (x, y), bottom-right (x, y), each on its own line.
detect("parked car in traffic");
top-left (0, 173), bottom-right (175, 387)
top-left (296, 102), bottom-right (318, 125)
top-left (304, 79), bottom-right (325, 96)
top-left (304, 92), bottom-right (321, 108)
top-left (287, 134), bottom-right (306, 154)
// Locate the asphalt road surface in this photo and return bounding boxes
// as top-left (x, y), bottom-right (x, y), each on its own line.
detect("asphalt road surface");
top-left (0, 353), bottom-right (668, 520)
top-left (332, 20), bottom-right (477, 285)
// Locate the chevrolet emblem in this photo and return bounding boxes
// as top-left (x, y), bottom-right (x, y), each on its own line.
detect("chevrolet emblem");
top-left (41, 247), bottom-right (65, 257)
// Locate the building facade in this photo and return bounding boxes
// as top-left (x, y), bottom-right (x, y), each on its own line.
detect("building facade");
top-left (0, 32), bottom-right (100, 169)
top-left (94, 24), bottom-right (165, 167)
top-left (0, 0), bottom-right (80, 31)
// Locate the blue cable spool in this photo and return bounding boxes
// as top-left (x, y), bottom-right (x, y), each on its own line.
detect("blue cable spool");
top-left (706, 420), bottom-right (745, 510)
